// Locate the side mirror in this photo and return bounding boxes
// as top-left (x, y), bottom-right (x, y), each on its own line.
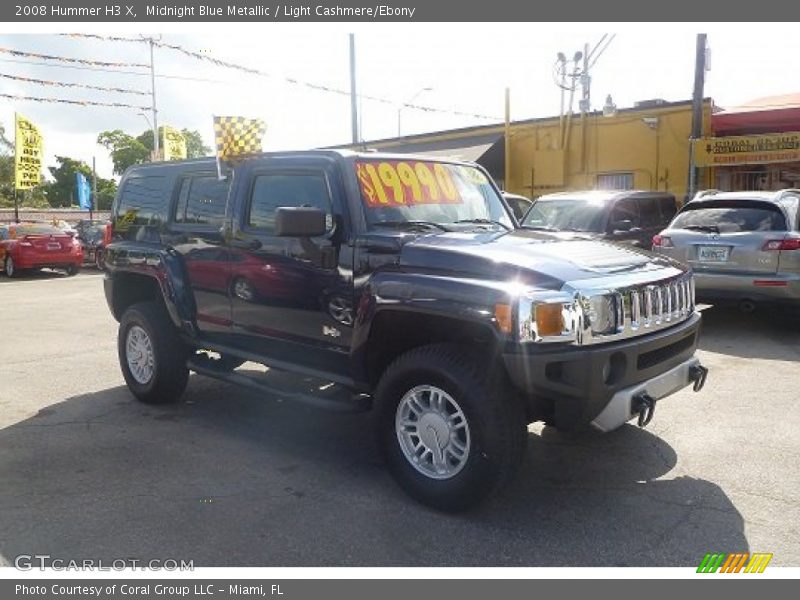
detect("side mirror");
top-left (275, 207), bottom-right (327, 237)
top-left (611, 219), bottom-right (633, 232)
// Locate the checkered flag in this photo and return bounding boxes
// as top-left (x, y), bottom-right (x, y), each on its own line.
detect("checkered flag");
top-left (213, 116), bottom-right (266, 161)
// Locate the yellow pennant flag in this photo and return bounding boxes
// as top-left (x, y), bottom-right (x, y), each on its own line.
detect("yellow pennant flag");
top-left (161, 125), bottom-right (187, 161)
top-left (15, 113), bottom-right (43, 190)
top-left (213, 116), bottom-right (266, 161)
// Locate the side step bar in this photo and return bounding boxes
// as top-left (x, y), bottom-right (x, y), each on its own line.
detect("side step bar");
top-left (186, 357), bottom-right (372, 413)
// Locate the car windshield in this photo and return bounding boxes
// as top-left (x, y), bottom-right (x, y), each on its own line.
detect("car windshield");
top-left (522, 197), bottom-right (608, 232)
top-left (671, 200), bottom-right (787, 233)
top-left (355, 159), bottom-right (512, 230)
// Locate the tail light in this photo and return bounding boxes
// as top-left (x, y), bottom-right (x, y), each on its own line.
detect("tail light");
top-left (103, 222), bottom-right (113, 247)
top-left (652, 234), bottom-right (673, 248)
top-left (762, 238), bottom-right (800, 251)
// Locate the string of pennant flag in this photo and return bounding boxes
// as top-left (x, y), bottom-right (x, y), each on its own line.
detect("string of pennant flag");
top-left (0, 72), bottom-right (149, 95)
top-left (56, 33), bottom-right (502, 120)
top-left (0, 92), bottom-right (150, 111)
top-left (0, 46), bottom-right (149, 69)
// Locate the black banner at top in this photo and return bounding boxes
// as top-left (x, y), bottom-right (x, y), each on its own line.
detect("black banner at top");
top-left (3, 0), bottom-right (800, 22)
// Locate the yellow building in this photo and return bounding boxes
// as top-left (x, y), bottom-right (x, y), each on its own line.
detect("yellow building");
top-left (344, 98), bottom-right (713, 202)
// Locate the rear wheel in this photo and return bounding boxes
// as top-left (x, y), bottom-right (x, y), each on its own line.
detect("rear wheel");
top-left (65, 264), bottom-right (78, 276)
top-left (118, 301), bottom-right (189, 404)
top-left (4, 256), bottom-right (19, 278)
top-left (375, 344), bottom-right (527, 511)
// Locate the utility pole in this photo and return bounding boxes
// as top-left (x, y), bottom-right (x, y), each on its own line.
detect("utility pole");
top-left (687, 33), bottom-right (708, 200)
top-left (146, 36), bottom-right (160, 160)
top-left (91, 156), bottom-right (97, 221)
top-left (504, 88), bottom-right (511, 191)
top-left (349, 34), bottom-right (359, 145)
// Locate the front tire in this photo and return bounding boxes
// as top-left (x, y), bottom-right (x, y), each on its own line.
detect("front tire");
top-left (375, 344), bottom-right (527, 511)
top-left (95, 248), bottom-right (105, 271)
top-left (118, 302), bottom-right (189, 404)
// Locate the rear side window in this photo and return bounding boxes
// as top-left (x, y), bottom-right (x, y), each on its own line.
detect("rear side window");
top-left (247, 173), bottom-right (331, 233)
top-left (174, 175), bottom-right (229, 227)
top-left (658, 196), bottom-right (678, 221)
top-left (672, 201), bottom-right (787, 233)
top-left (116, 175), bottom-right (169, 228)
top-left (638, 198), bottom-right (661, 228)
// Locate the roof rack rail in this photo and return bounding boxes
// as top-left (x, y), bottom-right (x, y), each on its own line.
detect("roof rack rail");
top-left (692, 189), bottom-right (720, 201)
top-left (775, 188), bottom-right (800, 199)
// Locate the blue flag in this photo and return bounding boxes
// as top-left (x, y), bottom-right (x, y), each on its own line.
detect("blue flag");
top-left (76, 172), bottom-right (92, 210)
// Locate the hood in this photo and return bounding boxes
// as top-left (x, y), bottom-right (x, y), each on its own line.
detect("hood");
top-left (398, 229), bottom-right (685, 289)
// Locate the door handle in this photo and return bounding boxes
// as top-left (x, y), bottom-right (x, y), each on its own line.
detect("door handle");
top-left (230, 238), bottom-right (262, 251)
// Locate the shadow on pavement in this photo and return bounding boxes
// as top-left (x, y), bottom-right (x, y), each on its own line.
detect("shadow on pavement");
top-left (0, 378), bottom-right (747, 567)
top-left (697, 304), bottom-right (800, 361)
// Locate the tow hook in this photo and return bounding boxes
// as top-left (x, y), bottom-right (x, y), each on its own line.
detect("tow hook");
top-left (689, 364), bottom-right (709, 392)
top-left (633, 392), bottom-right (657, 428)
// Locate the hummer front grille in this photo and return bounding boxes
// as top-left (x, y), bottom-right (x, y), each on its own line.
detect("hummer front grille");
top-left (576, 272), bottom-right (695, 345)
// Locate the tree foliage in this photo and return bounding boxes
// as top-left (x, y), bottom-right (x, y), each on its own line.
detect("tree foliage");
top-left (44, 155), bottom-right (117, 210)
top-left (98, 127), bottom-right (210, 175)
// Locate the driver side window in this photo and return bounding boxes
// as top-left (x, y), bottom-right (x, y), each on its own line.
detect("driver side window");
top-left (247, 173), bottom-right (332, 234)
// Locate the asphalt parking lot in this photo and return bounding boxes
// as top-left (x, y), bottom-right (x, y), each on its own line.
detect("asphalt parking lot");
top-left (0, 269), bottom-right (798, 567)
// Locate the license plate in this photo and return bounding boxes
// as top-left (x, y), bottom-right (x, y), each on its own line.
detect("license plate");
top-left (47, 242), bottom-right (61, 250)
top-left (697, 245), bottom-right (730, 262)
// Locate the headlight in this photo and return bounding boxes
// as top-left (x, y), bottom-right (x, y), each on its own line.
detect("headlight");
top-left (517, 292), bottom-right (579, 343)
top-left (584, 293), bottom-right (623, 336)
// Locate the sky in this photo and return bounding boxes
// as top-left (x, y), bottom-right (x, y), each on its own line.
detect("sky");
top-left (1, 25), bottom-right (799, 180)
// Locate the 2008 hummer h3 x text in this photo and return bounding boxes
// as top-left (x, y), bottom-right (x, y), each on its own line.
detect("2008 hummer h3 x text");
top-left (103, 150), bottom-right (708, 510)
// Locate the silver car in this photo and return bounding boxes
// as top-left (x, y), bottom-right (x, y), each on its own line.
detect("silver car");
top-left (652, 189), bottom-right (800, 308)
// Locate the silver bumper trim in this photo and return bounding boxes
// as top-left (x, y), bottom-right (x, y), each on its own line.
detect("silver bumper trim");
top-left (590, 357), bottom-right (701, 433)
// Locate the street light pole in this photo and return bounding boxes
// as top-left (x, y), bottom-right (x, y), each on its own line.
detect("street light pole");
top-left (144, 36), bottom-right (160, 159)
top-left (397, 87), bottom-right (432, 137)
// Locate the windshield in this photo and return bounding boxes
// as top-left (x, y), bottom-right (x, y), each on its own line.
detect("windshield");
top-left (522, 197), bottom-right (608, 232)
top-left (355, 159), bottom-right (512, 230)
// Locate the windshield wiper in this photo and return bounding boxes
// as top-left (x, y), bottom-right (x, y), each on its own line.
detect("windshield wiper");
top-left (452, 218), bottom-right (511, 231)
top-left (372, 220), bottom-right (451, 232)
top-left (684, 224), bottom-right (720, 233)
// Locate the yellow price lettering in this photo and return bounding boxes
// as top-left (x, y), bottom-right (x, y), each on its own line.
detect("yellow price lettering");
top-left (396, 162), bottom-right (422, 203)
top-left (433, 163), bottom-right (458, 202)
top-left (364, 163), bottom-right (390, 205)
top-left (378, 163), bottom-right (405, 204)
top-left (414, 163), bottom-right (440, 202)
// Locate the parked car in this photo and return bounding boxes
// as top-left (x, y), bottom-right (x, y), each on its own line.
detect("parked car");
top-left (103, 152), bottom-right (707, 510)
top-left (501, 192), bottom-right (533, 222)
top-left (652, 189), bottom-right (800, 310)
top-left (521, 190), bottom-right (679, 248)
top-left (0, 222), bottom-right (83, 278)
top-left (75, 219), bottom-right (109, 270)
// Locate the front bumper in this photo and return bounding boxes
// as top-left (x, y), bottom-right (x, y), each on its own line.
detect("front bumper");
top-left (503, 312), bottom-right (702, 430)
top-left (590, 357), bottom-right (704, 432)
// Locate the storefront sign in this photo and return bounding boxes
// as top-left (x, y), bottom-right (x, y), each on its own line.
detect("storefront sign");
top-left (694, 132), bottom-right (800, 167)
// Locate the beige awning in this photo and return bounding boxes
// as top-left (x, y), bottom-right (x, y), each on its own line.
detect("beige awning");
top-left (413, 142), bottom-right (496, 163)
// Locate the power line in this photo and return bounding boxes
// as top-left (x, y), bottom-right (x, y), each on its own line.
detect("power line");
top-left (0, 72), bottom-right (149, 95)
top-left (59, 33), bottom-right (501, 121)
top-left (0, 46), bottom-right (149, 69)
top-left (0, 92), bottom-right (150, 111)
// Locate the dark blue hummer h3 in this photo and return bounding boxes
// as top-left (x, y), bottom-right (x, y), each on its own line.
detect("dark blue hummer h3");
top-left (103, 150), bottom-right (708, 510)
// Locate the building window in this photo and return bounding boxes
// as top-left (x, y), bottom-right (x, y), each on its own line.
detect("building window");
top-left (597, 173), bottom-right (634, 191)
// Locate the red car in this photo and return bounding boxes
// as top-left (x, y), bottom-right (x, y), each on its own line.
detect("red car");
top-left (0, 222), bottom-right (83, 278)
